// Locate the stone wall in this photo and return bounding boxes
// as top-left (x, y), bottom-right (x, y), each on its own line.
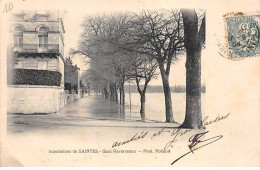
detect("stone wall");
top-left (8, 85), bottom-right (67, 114)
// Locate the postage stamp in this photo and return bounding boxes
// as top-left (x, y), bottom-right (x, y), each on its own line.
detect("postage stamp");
top-left (225, 13), bottom-right (260, 59)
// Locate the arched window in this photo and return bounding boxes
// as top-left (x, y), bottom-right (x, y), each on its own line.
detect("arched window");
top-left (39, 27), bottom-right (48, 32)
top-left (14, 26), bottom-right (23, 32)
top-left (13, 26), bottom-right (23, 47)
top-left (37, 26), bottom-right (48, 48)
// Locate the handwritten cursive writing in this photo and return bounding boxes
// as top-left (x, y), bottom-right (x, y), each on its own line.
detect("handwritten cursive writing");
top-left (202, 113), bottom-right (230, 127)
top-left (164, 128), bottom-right (192, 150)
top-left (171, 131), bottom-right (223, 165)
top-left (151, 126), bottom-right (170, 138)
top-left (111, 113), bottom-right (230, 149)
top-left (112, 131), bottom-right (148, 148)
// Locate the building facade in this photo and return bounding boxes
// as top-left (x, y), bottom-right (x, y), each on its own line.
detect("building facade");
top-left (7, 10), bottom-right (67, 114)
top-left (10, 10), bottom-right (65, 87)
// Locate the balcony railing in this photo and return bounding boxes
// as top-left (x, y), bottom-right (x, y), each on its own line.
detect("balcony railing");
top-left (13, 44), bottom-right (59, 53)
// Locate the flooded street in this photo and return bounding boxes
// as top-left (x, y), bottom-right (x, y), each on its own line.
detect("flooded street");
top-left (8, 93), bottom-right (205, 133)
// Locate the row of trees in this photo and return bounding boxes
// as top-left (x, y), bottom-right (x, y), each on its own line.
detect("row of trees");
top-left (72, 9), bottom-right (205, 129)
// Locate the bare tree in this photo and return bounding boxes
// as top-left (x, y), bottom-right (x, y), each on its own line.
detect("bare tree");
top-left (132, 54), bottom-right (158, 121)
top-left (75, 10), bottom-right (185, 123)
top-left (128, 10), bottom-right (184, 122)
top-left (75, 13), bottom-right (135, 104)
top-left (180, 9), bottom-right (205, 129)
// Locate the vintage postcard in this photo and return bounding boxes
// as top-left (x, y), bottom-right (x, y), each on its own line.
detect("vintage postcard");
top-left (0, 0), bottom-right (259, 167)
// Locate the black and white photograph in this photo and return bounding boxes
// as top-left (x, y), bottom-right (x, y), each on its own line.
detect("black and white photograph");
top-left (0, 0), bottom-right (259, 167)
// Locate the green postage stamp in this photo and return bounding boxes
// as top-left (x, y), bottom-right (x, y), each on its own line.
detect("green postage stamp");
top-left (225, 13), bottom-right (260, 59)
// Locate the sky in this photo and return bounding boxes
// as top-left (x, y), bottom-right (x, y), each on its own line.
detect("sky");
top-left (62, 10), bottom-right (187, 86)
top-left (61, 1), bottom-right (206, 86)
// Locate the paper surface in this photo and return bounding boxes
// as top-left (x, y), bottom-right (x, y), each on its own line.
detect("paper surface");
top-left (0, 0), bottom-right (259, 167)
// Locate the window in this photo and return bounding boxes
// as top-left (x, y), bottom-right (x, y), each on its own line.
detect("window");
top-left (38, 26), bottom-right (48, 48)
top-left (38, 34), bottom-right (48, 47)
top-left (13, 26), bottom-right (23, 47)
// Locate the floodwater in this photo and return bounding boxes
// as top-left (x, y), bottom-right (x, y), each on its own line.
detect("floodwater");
top-left (8, 93), bottom-right (205, 133)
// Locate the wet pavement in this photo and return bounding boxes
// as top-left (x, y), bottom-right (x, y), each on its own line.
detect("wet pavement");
top-left (8, 95), bottom-right (180, 133)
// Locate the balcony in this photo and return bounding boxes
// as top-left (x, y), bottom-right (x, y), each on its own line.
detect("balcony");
top-left (13, 44), bottom-right (59, 53)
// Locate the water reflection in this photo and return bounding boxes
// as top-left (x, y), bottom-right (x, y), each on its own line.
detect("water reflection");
top-left (52, 93), bottom-right (204, 123)
top-left (119, 106), bottom-right (125, 120)
top-left (8, 93), bottom-right (206, 133)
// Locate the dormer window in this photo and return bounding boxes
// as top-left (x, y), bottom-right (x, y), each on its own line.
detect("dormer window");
top-left (34, 13), bottom-right (49, 21)
top-left (13, 14), bottom-right (26, 20)
top-left (13, 26), bottom-right (23, 48)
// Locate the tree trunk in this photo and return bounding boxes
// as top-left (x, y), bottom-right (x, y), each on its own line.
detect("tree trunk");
top-left (181, 49), bottom-right (202, 129)
top-left (159, 62), bottom-right (174, 123)
top-left (87, 85), bottom-right (90, 96)
top-left (121, 81), bottom-right (125, 106)
top-left (109, 83), bottom-right (118, 103)
top-left (119, 85), bottom-right (122, 105)
top-left (180, 9), bottom-right (204, 129)
top-left (104, 87), bottom-right (109, 100)
top-left (119, 105), bottom-right (125, 119)
top-left (119, 80), bottom-right (125, 106)
top-left (136, 77), bottom-right (148, 121)
top-left (110, 84), bottom-right (114, 101)
top-left (114, 84), bottom-right (118, 103)
top-left (140, 92), bottom-right (146, 121)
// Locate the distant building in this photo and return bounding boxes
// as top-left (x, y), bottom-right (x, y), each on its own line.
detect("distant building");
top-left (64, 63), bottom-right (79, 92)
top-left (68, 53), bottom-right (90, 97)
top-left (7, 10), bottom-right (67, 114)
top-left (64, 56), bottom-right (84, 99)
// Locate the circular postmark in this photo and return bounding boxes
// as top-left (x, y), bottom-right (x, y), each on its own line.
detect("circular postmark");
top-left (226, 15), bottom-right (260, 59)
